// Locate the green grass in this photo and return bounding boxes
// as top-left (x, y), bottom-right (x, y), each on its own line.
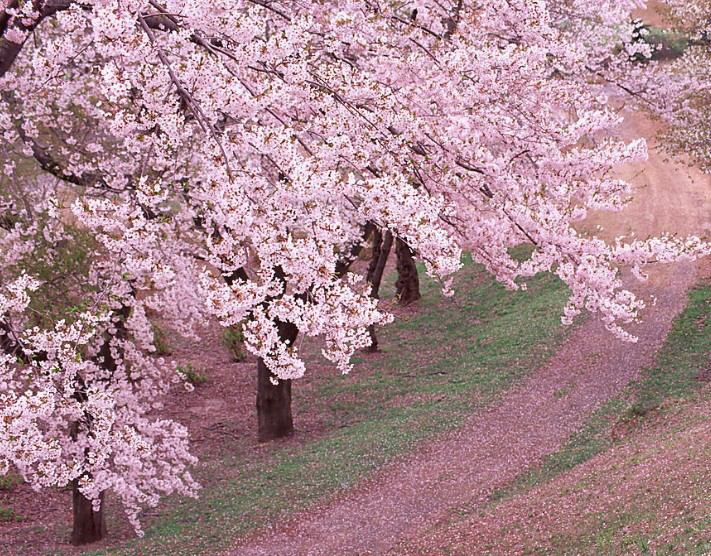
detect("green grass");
top-left (221, 323), bottom-right (247, 362)
top-left (640, 25), bottom-right (689, 61)
top-left (625, 286), bottom-right (711, 416)
top-left (0, 505), bottom-right (20, 523)
top-left (151, 324), bottom-right (172, 356)
top-left (87, 254), bottom-right (570, 555)
top-left (301, 254), bottom-right (568, 428)
top-left (177, 363), bottom-right (208, 387)
top-left (546, 508), bottom-right (711, 555)
top-left (0, 474), bottom-right (16, 491)
top-left (537, 437), bottom-right (711, 556)
top-left (0, 473), bottom-right (20, 525)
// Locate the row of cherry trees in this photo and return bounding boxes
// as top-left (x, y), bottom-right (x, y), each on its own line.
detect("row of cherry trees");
top-left (0, 0), bottom-right (707, 547)
top-left (643, 1), bottom-right (711, 170)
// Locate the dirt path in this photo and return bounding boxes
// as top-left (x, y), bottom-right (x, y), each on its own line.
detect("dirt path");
top-left (230, 111), bottom-right (711, 555)
top-left (397, 391), bottom-right (711, 555)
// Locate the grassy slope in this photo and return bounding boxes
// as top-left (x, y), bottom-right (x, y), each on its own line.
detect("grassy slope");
top-left (0, 475), bottom-right (20, 524)
top-left (88, 255), bottom-right (569, 556)
top-left (444, 283), bottom-right (711, 555)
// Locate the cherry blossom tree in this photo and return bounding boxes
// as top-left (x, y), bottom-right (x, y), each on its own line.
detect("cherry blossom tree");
top-left (0, 198), bottom-right (204, 542)
top-left (0, 0), bottom-right (708, 546)
top-left (385, 0), bottom-right (656, 308)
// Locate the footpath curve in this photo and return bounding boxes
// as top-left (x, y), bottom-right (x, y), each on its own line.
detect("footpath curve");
top-left (230, 111), bottom-right (711, 555)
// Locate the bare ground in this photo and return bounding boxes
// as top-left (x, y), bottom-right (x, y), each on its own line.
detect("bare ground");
top-left (228, 110), bottom-right (711, 555)
top-left (633, 0), bottom-right (672, 27)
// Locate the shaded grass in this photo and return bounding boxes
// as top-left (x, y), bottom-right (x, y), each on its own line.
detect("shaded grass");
top-left (536, 409), bottom-right (711, 556)
top-left (303, 254), bottom-right (568, 427)
top-left (0, 505), bottom-right (20, 523)
top-left (0, 473), bottom-right (22, 524)
top-left (0, 474), bottom-right (17, 491)
top-left (626, 286), bottom-right (711, 415)
top-left (546, 503), bottom-right (711, 555)
top-left (639, 25), bottom-right (690, 61)
top-left (87, 255), bottom-right (570, 556)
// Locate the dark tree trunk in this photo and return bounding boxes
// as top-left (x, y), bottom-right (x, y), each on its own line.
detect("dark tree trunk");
top-left (254, 223), bottom-right (375, 443)
top-left (223, 267), bottom-right (292, 441)
top-left (368, 230), bottom-right (393, 298)
top-left (71, 480), bottom-right (105, 546)
top-left (68, 299), bottom-right (130, 545)
top-left (335, 222), bottom-right (375, 278)
top-left (366, 228), bottom-right (383, 285)
top-left (257, 320), bottom-right (298, 442)
top-left (366, 323), bottom-right (380, 353)
top-left (395, 238), bottom-right (421, 305)
top-left (365, 230), bottom-right (393, 353)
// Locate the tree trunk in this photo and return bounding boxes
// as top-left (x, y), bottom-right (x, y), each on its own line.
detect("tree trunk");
top-left (366, 228), bottom-right (383, 286)
top-left (366, 230), bottom-right (393, 353)
top-left (395, 238), bottom-right (421, 305)
top-left (67, 299), bottom-right (130, 544)
top-left (71, 480), bottom-right (105, 546)
top-left (254, 221), bottom-right (374, 443)
top-left (257, 320), bottom-right (298, 442)
top-left (335, 222), bottom-right (375, 278)
top-left (366, 323), bottom-right (380, 353)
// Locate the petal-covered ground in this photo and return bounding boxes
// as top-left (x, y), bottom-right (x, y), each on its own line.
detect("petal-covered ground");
top-left (398, 394), bottom-right (711, 555)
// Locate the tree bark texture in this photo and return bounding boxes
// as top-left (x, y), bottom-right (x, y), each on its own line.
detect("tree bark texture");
top-left (395, 237), bottom-right (421, 305)
top-left (366, 229), bottom-right (393, 352)
top-left (71, 480), bottom-right (106, 546)
top-left (257, 319), bottom-right (298, 442)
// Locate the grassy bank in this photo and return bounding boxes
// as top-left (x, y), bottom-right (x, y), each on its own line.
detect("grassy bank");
top-left (88, 255), bottom-right (569, 556)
